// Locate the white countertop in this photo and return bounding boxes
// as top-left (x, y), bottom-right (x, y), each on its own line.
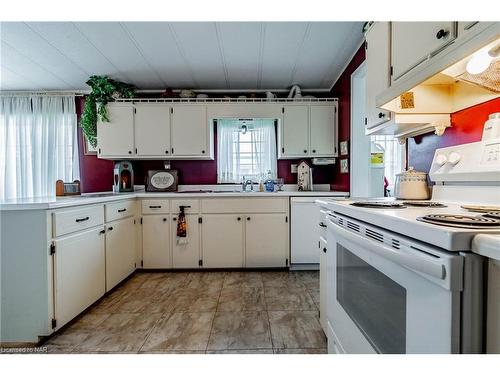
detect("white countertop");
top-left (472, 234), bottom-right (500, 261)
top-left (0, 188), bottom-right (348, 211)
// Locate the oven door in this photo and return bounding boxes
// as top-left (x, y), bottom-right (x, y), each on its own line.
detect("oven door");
top-left (326, 213), bottom-right (464, 354)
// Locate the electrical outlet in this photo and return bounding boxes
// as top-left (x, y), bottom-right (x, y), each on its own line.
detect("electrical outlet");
top-left (291, 164), bottom-right (298, 174)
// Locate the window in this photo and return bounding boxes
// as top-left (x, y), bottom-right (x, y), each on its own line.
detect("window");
top-left (217, 119), bottom-right (277, 183)
top-left (0, 95), bottom-right (80, 199)
top-left (371, 135), bottom-right (406, 192)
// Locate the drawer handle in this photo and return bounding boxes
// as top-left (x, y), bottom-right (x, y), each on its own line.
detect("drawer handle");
top-left (75, 216), bottom-right (89, 223)
top-left (179, 205), bottom-right (191, 209)
top-left (319, 222), bottom-right (327, 228)
top-left (149, 205), bottom-right (162, 209)
top-left (118, 208), bottom-right (127, 213)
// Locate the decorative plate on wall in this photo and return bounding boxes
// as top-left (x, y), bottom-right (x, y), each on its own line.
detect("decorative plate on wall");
top-left (146, 170), bottom-right (178, 192)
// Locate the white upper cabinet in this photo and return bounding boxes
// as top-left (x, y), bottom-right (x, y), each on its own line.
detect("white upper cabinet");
top-left (365, 22), bottom-right (392, 129)
top-left (134, 103), bottom-right (171, 157)
top-left (279, 103), bottom-right (338, 159)
top-left (97, 103), bottom-right (134, 158)
top-left (280, 105), bottom-right (309, 157)
top-left (171, 105), bottom-right (210, 157)
top-left (391, 22), bottom-right (457, 82)
top-left (310, 105), bottom-right (337, 156)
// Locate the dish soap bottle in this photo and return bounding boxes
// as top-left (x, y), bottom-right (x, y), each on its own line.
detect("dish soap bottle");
top-left (265, 170), bottom-right (275, 192)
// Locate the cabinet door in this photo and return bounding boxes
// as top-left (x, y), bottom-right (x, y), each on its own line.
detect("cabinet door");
top-left (54, 227), bottom-right (105, 329)
top-left (319, 236), bottom-right (327, 333)
top-left (142, 215), bottom-right (171, 268)
top-left (134, 103), bottom-right (171, 157)
top-left (310, 105), bottom-right (337, 156)
top-left (172, 215), bottom-right (200, 268)
top-left (97, 103), bottom-right (134, 158)
top-left (245, 214), bottom-right (288, 268)
top-left (391, 22), bottom-right (457, 81)
top-left (171, 105), bottom-right (208, 157)
top-left (365, 22), bottom-right (391, 129)
top-left (105, 217), bottom-right (136, 291)
top-left (202, 214), bottom-right (244, 268)
top-left (280, 105), bottom-right (309, 158)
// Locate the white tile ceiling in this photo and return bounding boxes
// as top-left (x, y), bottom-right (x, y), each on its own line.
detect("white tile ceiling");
top-left (0, 21), bottom-right (364, 91)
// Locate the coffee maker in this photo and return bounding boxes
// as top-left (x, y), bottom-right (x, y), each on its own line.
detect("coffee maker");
top-left (113, 161), bottom-right (134, 192)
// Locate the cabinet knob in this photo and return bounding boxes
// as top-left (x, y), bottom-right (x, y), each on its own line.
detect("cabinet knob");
top-left (128, 150), bottom-right (132, 154)
top-left (237, 217), bottom-right (241, 221)
top-left (163, 218), bottom-right (167, 222)
top-left (165, 150), bottom-right (169, 154)
top-left (304, 150), bottom-right (307, 153)
top-left (436, 29), bottom-right (448, 39)
top-left (173, 217), bottom-right (177, 221)
top-left (323, 247), bottom-right (327, 253)
top-left (247, 217), bottom-right (251, 221)
top-left (202, 150), bottom-right (205, 154)
top-left (312, 149), bottom-right (316, 153)
top-left (378, 112), bottom-right (385, 118)
top-left (108, 226), bottom-right (113, 231)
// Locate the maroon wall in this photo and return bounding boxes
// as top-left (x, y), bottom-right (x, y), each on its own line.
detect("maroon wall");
top-left (76, 97), bottom-right (114, 193)
top-left (77, 97), bottom-right (336, 192)
top-left (329, 44), bottom-right (366, 192)
top-left (408, 98), bottom-right (500, 173)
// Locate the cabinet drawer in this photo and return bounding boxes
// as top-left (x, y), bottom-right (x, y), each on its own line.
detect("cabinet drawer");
top-left (141, 199), bottom-right (170, 214)
top-left (105, 200), bottom-right (136, 222)
top-left (171, 199), bottom-right (200, 214)
top-left (201, 198), bottom-right (288, 213)
top-left (53, 205), bottom-right (104, 237)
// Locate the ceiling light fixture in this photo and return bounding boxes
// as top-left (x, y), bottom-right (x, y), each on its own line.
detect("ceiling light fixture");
top-left (466, 43), bottom-right (500, 75)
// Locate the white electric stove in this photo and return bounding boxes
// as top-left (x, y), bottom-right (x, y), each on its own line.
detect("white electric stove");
top-left (317, 140), bottom-right (500, 354)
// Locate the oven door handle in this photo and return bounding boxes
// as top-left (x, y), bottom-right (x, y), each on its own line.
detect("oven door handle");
top-left (329, 220), bottom-right (446, 280)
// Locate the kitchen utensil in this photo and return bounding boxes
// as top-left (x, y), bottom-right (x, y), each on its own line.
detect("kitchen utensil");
top-left (394, 167), bottom-right (430, 200)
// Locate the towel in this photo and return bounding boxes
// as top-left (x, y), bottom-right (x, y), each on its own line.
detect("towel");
top-left (176, 206), bottom-right (188, 245)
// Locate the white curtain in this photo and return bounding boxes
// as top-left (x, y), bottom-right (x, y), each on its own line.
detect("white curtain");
top-left (217, 119), bottom-right (277, 183)
top-left (0, 95), bottom-right (80, 199)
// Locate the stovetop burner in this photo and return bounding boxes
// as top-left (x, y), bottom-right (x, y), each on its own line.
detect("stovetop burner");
top-left (402, 201), bottom-right (447, 208)
top-left (417, 214), bottom-right (500, 229)
top-left (482, 211), bottom-right (500, 220)
top-left (351, 201), bottom-right (406, 209)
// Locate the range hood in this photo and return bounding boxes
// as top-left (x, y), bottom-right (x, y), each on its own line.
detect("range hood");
top-left (377, 35), bottom-right (500, 141)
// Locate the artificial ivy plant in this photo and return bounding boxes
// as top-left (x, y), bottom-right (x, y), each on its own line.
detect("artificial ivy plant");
top-left (80, 75), bottom-right (135, 147)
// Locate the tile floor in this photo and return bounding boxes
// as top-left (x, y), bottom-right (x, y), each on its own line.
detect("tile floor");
top-left (42, 271), bottom-right (326, 354)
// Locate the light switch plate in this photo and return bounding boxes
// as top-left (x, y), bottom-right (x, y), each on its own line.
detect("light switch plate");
top-left (340, 141), bottom-right (349, 156)
top-left (291, 164), bottom-right (298, 173)
top-left (340, 159), bottom-right (349, 174)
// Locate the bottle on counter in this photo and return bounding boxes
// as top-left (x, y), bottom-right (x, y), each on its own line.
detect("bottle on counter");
top-left (258, 173), bottom-right (265, 192)
top-left (265, 170), bottom-right (275, 192)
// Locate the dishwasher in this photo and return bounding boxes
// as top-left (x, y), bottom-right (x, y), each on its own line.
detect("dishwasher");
top-left (290, 197), bottom-right (332, 270)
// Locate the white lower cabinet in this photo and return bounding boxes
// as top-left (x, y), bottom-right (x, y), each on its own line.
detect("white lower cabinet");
top-left (245, 214), bottom-right (288, 267)
top-left (105, 217), bottom-right (136, 291)
top-left (202, 214), bottom-right (244, 268)
top-left (142, 215), bottom-right (171, 268)
top-left (172, 215), bottom-right (201, 268)
top-left (54, 226), bottom-right (106, 329)
top-left (319, 236), bottom-right (328, 332)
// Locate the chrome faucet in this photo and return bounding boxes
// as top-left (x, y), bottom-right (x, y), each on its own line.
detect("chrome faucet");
top-left (242, 177), bottom-right (254, 192)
